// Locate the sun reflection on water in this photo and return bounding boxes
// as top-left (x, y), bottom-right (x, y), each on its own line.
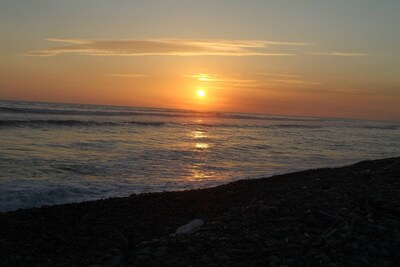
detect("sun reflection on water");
top-left (191, 168), bottom-right (212, 180)
top-left (195, 143), bottom-right (209, 149)
top-left (187, 163), bottom-right (214, 181)
top-left (188, 129), bottom-right (212, 180)
top-left (193, 129), bottom-right (207, 139)
top-left (192, 129), bottom-right (209, 149)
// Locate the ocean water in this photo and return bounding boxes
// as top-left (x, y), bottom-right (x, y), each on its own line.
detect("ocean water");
top-left (0, 100), bottom-right (399, 212)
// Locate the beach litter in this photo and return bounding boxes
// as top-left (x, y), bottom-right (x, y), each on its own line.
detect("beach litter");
top-left (175, 219), bottom-right (204, 235)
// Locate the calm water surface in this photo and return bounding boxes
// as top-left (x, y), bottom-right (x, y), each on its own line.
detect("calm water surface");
top-left (1, 100), bottom-right (399, 211)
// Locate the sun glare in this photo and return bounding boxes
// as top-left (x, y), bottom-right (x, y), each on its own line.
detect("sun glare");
top-left (197, 89), bottom-right (205, 97)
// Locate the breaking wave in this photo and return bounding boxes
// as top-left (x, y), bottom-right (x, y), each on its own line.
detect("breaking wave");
top-left (0, 106), bottom-right (326, 122)
top-left (0, 120), bottom-right (165, 127)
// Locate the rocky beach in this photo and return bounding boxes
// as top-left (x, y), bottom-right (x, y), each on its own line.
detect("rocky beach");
top-left (1, 157), bottom-right (399, 266)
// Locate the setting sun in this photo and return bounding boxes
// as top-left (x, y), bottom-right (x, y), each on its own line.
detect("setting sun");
top-left (197, 89), bottom-right (205, 98)
top-left (1, 2), bottom-right (400, 265)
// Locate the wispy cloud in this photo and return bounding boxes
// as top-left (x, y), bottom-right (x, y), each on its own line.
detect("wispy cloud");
top-left (185, 73), bottom-right (257, 83)
top-left (27, 38), bottom-right (312, 57)
top-left (258, 72), bottom-right (303, 78)
top-left (186, 72), bottom-right (320, 90)
top-left (104, 73), bottom-right (147, 78)
top-left (258, 72), bottom-right (320, 87)
top-left (267, 79), bottom-right (321, 86)
top-left (308, 52), bottom-right (368, 57)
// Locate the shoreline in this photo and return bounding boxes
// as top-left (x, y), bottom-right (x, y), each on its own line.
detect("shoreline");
top-left (0, 159), bottom-right (378, 214)
top-left (1, 157), bottom-right (399, 266)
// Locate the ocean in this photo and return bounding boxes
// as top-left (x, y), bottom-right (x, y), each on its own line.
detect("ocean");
top-left (0, 100), bottom-right (399, 212)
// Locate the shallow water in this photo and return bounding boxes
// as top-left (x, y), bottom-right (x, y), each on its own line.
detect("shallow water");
top-left (0, 100), bottom-right (399, 211)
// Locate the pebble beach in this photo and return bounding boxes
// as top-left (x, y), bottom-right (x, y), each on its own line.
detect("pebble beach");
top-left (1, 157), bottom-right (399, 266)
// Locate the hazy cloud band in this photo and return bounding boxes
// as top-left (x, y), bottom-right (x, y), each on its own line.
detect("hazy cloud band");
top-left (308, 52), bottom-right (368, 57)
top-left (27, 38), bottom-right (312, 57)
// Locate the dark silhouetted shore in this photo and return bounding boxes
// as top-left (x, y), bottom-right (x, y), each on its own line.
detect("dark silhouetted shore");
top-left (1, 157), bottom-right (399, 266)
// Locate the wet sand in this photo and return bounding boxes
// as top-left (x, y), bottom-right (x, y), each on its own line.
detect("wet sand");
top-left (1, 157), bottom-right (399, 266)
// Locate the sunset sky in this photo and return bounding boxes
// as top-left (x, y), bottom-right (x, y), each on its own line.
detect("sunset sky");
top-left (1, 0), bottom-right (399, 120)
